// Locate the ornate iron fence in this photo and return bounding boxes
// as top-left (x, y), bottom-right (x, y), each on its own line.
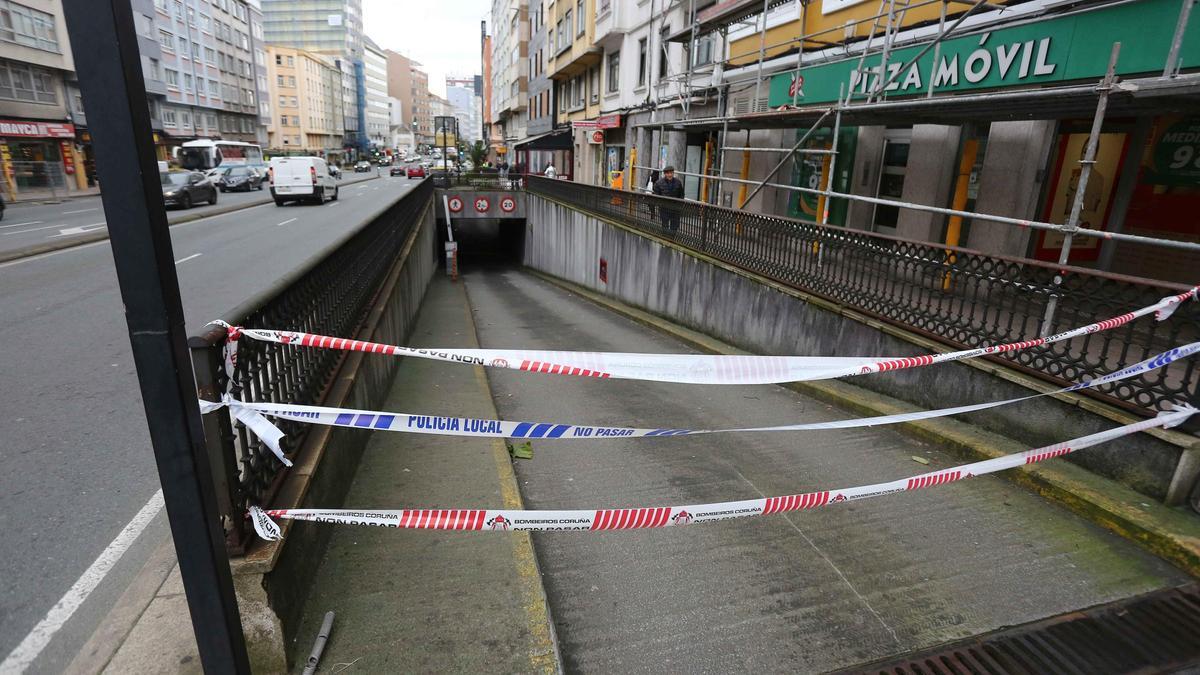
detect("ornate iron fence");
top-left (526, 176), bottom-right (1199, 415)
top-left (190, 180), bottom-right (434, 551)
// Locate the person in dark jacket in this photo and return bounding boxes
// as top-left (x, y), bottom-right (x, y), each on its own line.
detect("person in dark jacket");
top-left (651, 166), bottom-right (684, 233)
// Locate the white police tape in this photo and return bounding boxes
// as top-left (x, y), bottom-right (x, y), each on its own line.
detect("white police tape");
top-left (208, 287), bottom-right (1196, 385)
top-left (201, 342), bottom-right (1200, 450)
top-left (248, 405), bottom-right (1196, 536)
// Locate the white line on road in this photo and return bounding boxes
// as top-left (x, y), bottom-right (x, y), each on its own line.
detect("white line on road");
top-left (174, 253), bottom-right (202, 264)
top-left (0, 490), bottom-right (165, 674)
top-left (276, 217), bottom-right (297, 227)
top-left (0, 220), bottom-right (43, 230)
top-left (62, 208), bottom-right (99, 215)
top-left (2, 223), bottom-right (78, 236)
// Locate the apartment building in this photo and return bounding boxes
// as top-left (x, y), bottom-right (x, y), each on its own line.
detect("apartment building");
top-left (362, 37), bottom-right (389, 149)
top-left (446, 76), bottom-right (482, 144)
top-left (150, 0), bottom-right (263, 150)
top-left (261, 0), bottom-right (364, 153)
top-left (489, 0), bottom-right (528, 158)
top-left (264, 45), bottom-right (343, 155)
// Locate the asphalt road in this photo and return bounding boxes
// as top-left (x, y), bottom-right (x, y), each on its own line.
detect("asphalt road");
top-left (0, 173), bottom-right (376, 258)
top-left (0, 174), bottom-right (422, 673)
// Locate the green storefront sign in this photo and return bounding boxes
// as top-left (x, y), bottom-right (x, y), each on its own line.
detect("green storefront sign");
top-left (768, 0), bottom-right (1200, 107)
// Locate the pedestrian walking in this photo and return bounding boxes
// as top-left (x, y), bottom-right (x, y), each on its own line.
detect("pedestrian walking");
top-left (652, 166), bottom-right (684, 234)
top-left (544, 163), bottom-right (557, 179)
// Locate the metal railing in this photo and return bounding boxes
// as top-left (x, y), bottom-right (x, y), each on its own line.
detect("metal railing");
top-left (527, 176), bottom-right (1200, 415)
top-left (189, 179), bottom-right (434, 551)
top-left (432, 170), bottom-right (527, 190)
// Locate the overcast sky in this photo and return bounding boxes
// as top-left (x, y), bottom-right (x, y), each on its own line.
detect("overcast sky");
top-left (363, 0), bottom-right (489, 98)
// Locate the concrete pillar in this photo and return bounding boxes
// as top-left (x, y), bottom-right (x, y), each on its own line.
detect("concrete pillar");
top-left (846, 126), bottom-right (885, 230)
top-left (896, 124), bottom-right (961, 242)
top-left (967, 120), bottom-right (1056, 257)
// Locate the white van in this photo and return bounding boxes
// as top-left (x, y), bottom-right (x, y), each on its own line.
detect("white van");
top-left (268, 156), bottom-right (338, 205)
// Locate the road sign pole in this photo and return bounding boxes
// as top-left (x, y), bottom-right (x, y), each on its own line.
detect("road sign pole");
top-left (60, 1), bottom-right (251, 672)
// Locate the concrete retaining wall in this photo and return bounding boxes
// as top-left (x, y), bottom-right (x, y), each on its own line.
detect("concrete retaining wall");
top-left (523, 193), bottom-right (1191, 502)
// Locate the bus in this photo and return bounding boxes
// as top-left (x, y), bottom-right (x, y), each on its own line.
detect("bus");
top-left (174, 139), bottom-right (264, 172)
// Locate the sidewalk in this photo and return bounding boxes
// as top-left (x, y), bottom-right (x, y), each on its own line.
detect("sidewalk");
top-left (69, 275), bottom-right (557, 674)
top-left (7, 185), bottom-right (101, 204)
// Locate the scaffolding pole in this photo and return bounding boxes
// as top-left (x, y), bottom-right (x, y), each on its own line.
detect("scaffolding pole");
top-left (731, 107), bottom-right (831, 207)
top-left (1040, 42), bottom-right (1121, 336)
top-left (820, 85), bottom-right (844, 225)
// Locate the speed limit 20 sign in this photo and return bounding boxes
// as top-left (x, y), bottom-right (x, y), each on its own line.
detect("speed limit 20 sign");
top-left (500, 196), bottom-right (516, 213)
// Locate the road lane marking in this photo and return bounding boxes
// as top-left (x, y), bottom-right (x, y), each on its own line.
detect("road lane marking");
top-left (62, 207), bottom-right (99, 215)
top-left (276, 217), bottom-right (297, 227)
top-left (49, 220), bottom-right (107, 236)
top-left (0, 490), bottom-right (165, 674)
top-left (0, 220), bottom-right (43, 230)
top-left (174, 253), bottom-right (202, 264)
top-left (2, 223), bottom-right (78, 236)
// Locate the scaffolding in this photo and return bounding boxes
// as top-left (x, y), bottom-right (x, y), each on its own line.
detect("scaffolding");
top-left (626, 0), bottom-right (1200, 331)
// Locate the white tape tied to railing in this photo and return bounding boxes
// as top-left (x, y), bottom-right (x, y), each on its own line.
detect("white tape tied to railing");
top-left (248, 405), bottom-right (1196, 537)
top-left (209, 286), bottom-right (1197, 386)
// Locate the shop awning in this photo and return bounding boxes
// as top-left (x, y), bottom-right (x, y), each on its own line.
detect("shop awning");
top-left (514, 127), bottom-right (573, 150)
top-left (634, 73), bottom-right (1200, 131)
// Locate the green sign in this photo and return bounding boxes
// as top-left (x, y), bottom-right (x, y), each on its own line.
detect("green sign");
top-left (769, 0), bottom-right (1200, 106)
top-left (788, 127), bottom-right (857, 225)
top-left (1150, 117), bottom-right (1200, 185)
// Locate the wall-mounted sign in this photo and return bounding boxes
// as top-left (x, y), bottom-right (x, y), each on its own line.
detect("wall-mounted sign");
top-left (768, 0), bottom-right (1200, 107)
top-left (447, 196), bottom-right (464, 212)
top-left (474, 196), bottom-right (491, 213)
top-left (500, 196), bottom-right (516, 212)
top-left (0, 120), bottom-right (75, 138)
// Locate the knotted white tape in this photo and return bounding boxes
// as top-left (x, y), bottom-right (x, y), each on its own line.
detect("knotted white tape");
top-left (248, 405), bottom-right (1195, 535)
top-left (208, 286), bottom-right (1197, 386)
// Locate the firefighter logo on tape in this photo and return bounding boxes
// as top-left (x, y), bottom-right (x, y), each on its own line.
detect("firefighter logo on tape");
top-left (487, 514), bottom-right (510, 530)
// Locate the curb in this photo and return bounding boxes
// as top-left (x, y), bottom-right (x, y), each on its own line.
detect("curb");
top-left (525, 267), bottom-right (1200, 578)
top-left (0, 175), bottom-right (380, 265)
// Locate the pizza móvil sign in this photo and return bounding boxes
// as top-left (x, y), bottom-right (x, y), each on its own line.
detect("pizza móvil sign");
top-left (769, 0), bottom-right (1200, 106)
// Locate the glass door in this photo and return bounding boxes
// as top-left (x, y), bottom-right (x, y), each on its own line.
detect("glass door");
top-left (871, 129), bottom-right (911, 234)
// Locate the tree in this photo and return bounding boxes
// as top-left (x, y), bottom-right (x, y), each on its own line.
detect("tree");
top-left (468, 140), bottom-right (487, 169)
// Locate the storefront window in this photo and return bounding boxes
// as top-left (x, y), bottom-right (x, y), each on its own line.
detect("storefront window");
top-left (872, 131), bottom-right (910, 232)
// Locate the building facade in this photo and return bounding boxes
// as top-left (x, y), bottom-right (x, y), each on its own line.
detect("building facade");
top-left (362, 37), bottom-right (389, 149)
top-left (445, 75), bottom-right (481, 144)
top-left (264, 45), bottom-right (343, 155)
top-left (261, 0), bottom-right (364, 154)
top-left (489, 0), bottom-right (528, 158)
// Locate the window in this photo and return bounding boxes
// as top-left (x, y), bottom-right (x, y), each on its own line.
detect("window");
top-left (145, 57), bottom-right (161, 80)
top-left (183, 73), bottom-right (192, 90)
top-left (180, 111), bottom-right (191, 127)
top-left (162, 109), bottom-right (177, 125)
top-left (209, 79), bottom-right (219, 95)
top-left (186, 6), bottom-right (195, 26)
top-left (637, 39), bottom-right (646, 87)
top-left (136, 13), bottom-right (155, 38)
top-left (589, 66), bottom-right (599, 103)
top-left (154, 0), bottom-right (167, 10)
top-left (205, 47), bottom-right (216, 65)
top-left (177, 36), bottom-right (187, 55)
top-left (286, 55), bottom-right (294, 67)
top-left (207, 113), bottom-right (217, 129)
top-left (274, 54), bottom-right (282, 65)
top-left (276, 74), bottom-right (283, 86)
top-left (693, 34), bottom-right (714, 67)
top-left (280, 114), bottom-right (288, 126)
top-left (564, 10), bottom-right (572, 44)
top-left (158, 29), bottom-right (173, 50)
top-left (555, 19), bottom-right (563, 51)
top-left (191, 41), bottom-right (200, 59)
top-left (606, 50), bottom-right (619, 93)
top-left (165, 68), bottom-right (178, 87)
top-left (0, 61), bottom-right (56, 103)
top-left (200, 13), bottom-right (211, 32)
top-left (576, 0), bottom-right (584, 35)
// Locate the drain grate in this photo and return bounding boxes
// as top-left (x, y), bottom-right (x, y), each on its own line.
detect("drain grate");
top-left (844, 584), bottom-right (1200, 675)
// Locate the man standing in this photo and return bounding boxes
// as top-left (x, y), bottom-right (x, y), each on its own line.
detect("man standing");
top-left (652, 165), bottom-right (685, 234)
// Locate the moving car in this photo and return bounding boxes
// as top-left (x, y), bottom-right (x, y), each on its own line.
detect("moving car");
top-left (161, 171), bottom-right (217, 209)
top-left (406, 164), bottom-right (426, 179)
top-left (328, 164), bottom-right (342, 179)
top-left (354, 160), bottom-right (372, 173)
top-left (218, 166), bottom-right (264, 192)
top-left (389, 164), bottom-right (405, 176)
top-left (268, 156), bottom-right (338, 205)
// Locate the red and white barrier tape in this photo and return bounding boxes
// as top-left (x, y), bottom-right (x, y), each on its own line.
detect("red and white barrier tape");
top-left (201, 342), bottom-right (1199, 450)
top-left (210, 287), bottom-right (1196, 385)
top-left (248, 405), bottom-right (1195, 537)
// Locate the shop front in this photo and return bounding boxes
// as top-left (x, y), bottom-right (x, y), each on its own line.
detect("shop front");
top-left (0, 119), bottom-right (79, 198)
top-left (514, 127), bottom-right (573, 179)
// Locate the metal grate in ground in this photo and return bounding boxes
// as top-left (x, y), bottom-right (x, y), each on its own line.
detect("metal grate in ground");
top-left (845, 584), bottom-right (1200, 675)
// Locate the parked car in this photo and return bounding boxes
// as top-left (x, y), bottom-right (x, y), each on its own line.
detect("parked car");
top-left (328, 164), bottom-right (342, 179)
top-left (161, 171), bottom-right (217, 209)
top-left (218, 166), bottom-right (264, 192)
top-left (406, 164), bottom-right (426, 179)
top-left (389, 164), bottom-right (405, 176)
top-left (268, 156), bottom-right (338, 205)
top-left (354, 160), bottom-right (371, 173)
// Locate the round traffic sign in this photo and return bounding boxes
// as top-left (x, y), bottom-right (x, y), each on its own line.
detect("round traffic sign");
top-left (500, 196), bottom-right (516, 213)
top-left (447, 196), bottom-right (464, 213)
top-left (474, 197), bottom-right (491, 213)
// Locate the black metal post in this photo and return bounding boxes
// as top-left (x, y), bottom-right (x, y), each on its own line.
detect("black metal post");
top-left (60, 1), bottom-right (251, 672)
